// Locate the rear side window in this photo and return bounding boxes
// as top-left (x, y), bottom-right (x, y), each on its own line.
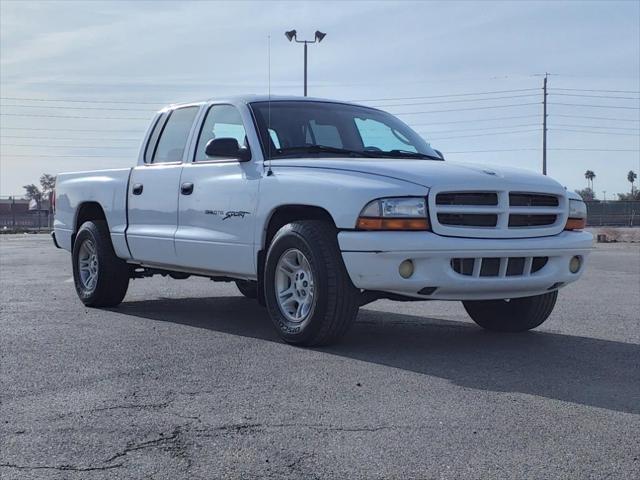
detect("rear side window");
top-left (144, 113), bottom-right (167, 163)
top-left (152, 106), bottom-right (199, 163)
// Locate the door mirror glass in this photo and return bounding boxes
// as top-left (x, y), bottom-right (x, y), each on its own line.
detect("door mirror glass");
top-left (205, 138), bottom-right (251, 161)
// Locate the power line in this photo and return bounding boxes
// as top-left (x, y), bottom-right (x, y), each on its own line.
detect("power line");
top-left (445, 147), bottom-right (639, 154)
top-left (350, 88), bottom-right (540, 102)
top-left (551, 123), bottom-right (639, 131)
top-left (0, 127), bottom-right (146, 133)
top-left (420, 123), bottom-right (541, 134)
top-left (408, 114), bottom-right (541, 126)
top-left (550, 102), bottom-right (640, 110)
top-left (0, 96), bottom-right (164, 105)
top-left (1, 135), bottom-right (139, 141)
top-left (428, 129), bottom-right (540, 140)
top-left (552, 87), bottom-right (640, 94)
top-left (1, 144), bottom-right (136, 149)
top-left (368, 94), bottom-right (540, 108)
top-left (550, 128), bottom-right (640, 136)
top-left (553, 114), bottom-right (640, 122)
top-left (1, 154), bottom-right (129, 158)
top-left (0, 113), bottom-right (150, 120)
top-left (394, 103), bottom-right (540, 115)
top-left (550, 92), bottom-right (640, 100)
top-left (1, 104), bottom-right (154, 112)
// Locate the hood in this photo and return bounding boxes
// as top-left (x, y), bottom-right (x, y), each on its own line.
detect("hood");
top-left (271, 158), bottom-right (566, 194)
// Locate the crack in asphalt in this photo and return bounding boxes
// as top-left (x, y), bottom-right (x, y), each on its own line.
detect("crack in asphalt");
top-left (0, 462), bottom-right (124, 472)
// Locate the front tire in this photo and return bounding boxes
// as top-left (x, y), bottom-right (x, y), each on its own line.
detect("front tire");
top-left (72, 220), bottom-right (129, 307)
top-left (264, 220), bottom-right (360, 346)
top-left (462, 291), bottom-right (558, 332)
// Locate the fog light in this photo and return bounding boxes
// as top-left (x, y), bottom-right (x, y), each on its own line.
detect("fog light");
top-left (569, 256), bottom-right (582, 273)
top-left (399, 259), bottom-right (414, 279)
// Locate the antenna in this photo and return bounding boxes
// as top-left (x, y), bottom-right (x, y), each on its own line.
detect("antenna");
top-left (266, 34), bottom-right (273, 176)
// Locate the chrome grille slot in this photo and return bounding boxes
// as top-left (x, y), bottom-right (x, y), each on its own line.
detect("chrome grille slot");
top-left (450, 256), bottom-right (549, 278)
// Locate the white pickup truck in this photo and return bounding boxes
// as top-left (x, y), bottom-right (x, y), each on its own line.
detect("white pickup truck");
top-left (53, 95), bottom-right (592, 345)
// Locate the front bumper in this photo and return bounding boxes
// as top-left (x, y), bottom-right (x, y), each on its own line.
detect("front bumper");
top-left (338, 230), bottom-right (593, 300)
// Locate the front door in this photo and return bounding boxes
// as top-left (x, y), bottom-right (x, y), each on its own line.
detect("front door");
top-left (175, 104), bottom-right (260, 277)
top-left (127, 106), bottom-right (200, 265)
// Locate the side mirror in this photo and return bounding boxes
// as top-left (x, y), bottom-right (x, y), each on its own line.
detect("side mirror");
top-left (434, 149), bottom-right (445, 160)
top-left (205, 138), bottom-right (251, 161)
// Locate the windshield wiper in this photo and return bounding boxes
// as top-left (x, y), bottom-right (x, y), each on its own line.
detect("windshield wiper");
top-left (381, 150), bottom-right (442, 160)
top-left (274, 145), bottom-right (377, 158)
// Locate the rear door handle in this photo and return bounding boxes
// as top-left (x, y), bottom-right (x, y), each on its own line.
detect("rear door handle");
top-left (181, 182), bottom-right (194, 195)
top-left (132, 183), bottom-right (143, 195)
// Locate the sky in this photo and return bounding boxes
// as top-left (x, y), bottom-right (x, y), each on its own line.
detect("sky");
top-left (1, 0), bottom-right (639, 199)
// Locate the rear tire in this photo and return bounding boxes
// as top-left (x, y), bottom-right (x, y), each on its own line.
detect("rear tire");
top-left (72, 220), bottom-right (129, 307)
top-left (462, 291), bottom-right (558, 332)
top-left (264, 220), bottom-right (360, 346)
top-left (235, 280), bottom-right (258, 299)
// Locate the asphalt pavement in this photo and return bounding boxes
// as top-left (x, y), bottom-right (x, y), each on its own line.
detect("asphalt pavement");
top-left (1, 234), bottom-right (639, 479)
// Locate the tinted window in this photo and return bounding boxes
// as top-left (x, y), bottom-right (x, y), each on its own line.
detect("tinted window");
top-left (250, 101), bottom-right (437, 160)
top-left (152, 106), bottom-right (199, 163)
top-left (195, 105), bottom-right (247, 161)
top-left (144, 113), bottom-right (167, 163)
top-left (355, 118), bottom-right (417, 152)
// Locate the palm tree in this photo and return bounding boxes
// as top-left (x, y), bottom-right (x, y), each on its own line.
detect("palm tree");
top-left (628, 170), bottom-right (637, 194)
top-left (584, 170), bottom-right (596, 190)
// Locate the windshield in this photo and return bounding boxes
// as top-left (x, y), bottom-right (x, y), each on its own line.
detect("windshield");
top-left (250, 101), bottom-right (441, 160)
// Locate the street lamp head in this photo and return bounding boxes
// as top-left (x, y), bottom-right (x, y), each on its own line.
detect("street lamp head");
top-left (285, 30), bottom-right (297, 42)
top-left (315, 30), bottom-right (326, 42)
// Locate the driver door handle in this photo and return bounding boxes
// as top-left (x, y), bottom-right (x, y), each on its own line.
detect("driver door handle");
top-left (181, 182), bottom-right (194, 195)
top-left (132, 183), bottom-right (143, 195)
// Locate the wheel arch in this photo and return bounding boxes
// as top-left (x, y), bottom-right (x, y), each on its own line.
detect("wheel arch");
top-left (255, 204), bottom-right (338, 306)
top-left (72, 202), bottom-right (107, 248)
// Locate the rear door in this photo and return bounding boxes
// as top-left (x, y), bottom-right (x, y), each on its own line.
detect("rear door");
top-left (174, 104), bottom-right (260, 276)
top-left (127, 106), bottom-right (200, 265)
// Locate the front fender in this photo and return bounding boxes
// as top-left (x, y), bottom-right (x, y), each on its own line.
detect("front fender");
top-left (256, 167), bottom-right (428, 243)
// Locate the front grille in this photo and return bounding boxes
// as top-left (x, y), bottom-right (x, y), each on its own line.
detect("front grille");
top-left (451, 256), bottom-right (549, 277)
top-left (509, 214), bottom-right (557, 227)
top-left (430, 190), bottom-right (564, 238)
top-left (438, 213), bottom-right (497, 227)
top-left (436, 192), bottom-right (498, 206)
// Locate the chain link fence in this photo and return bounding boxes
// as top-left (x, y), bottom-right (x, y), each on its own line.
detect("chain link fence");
top-left (0, 196), bottom-right (53, 233)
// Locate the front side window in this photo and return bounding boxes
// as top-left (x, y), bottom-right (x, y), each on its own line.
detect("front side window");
top-left (250, 101), bottom-right (439, 160)
top-left (195, 105), bottom-right (247, 161)
top-left (152, 106), bottom-right (199, 163)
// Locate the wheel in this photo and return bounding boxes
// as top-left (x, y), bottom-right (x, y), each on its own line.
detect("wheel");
top-left (235, 280), bottom-right (258, 299)
top-left (72, 220), bottom-right (130, 307)
top-left (462, 291), bottom-right (558, 332)
top-left (264, 220), bottom-right (360, 346)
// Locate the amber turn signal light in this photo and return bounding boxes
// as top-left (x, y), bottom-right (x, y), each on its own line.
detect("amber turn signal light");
top-left (356, 217), bottom-right (430, 231)
top-left (564, 218), bottom-right (586, 230)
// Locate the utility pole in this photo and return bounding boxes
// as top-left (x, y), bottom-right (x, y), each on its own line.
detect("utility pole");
top-left (542, 73), bottom-right (548, 175)
top-left (285, 30), bottom-right (326, 97)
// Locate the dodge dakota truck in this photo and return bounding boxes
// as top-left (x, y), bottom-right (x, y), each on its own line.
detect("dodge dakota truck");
top-left (53, 95), bottom-right (592, 346)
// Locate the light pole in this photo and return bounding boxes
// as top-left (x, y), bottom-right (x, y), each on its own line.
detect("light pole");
top-left (285, 29), bottom-right (326, 97)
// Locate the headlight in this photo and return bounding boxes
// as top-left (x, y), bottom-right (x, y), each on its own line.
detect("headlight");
top-left (565, 199), bottom-right (587, 230)
top-left (357, 197), bottom-right (429, 231)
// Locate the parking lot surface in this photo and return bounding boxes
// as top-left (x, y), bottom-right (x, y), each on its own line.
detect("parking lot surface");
top-left (1, 234), bottom-right (639, 479)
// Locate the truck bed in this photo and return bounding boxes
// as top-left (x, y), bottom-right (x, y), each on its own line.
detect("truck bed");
top-left (54, 168), bottom-right (133, 258)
